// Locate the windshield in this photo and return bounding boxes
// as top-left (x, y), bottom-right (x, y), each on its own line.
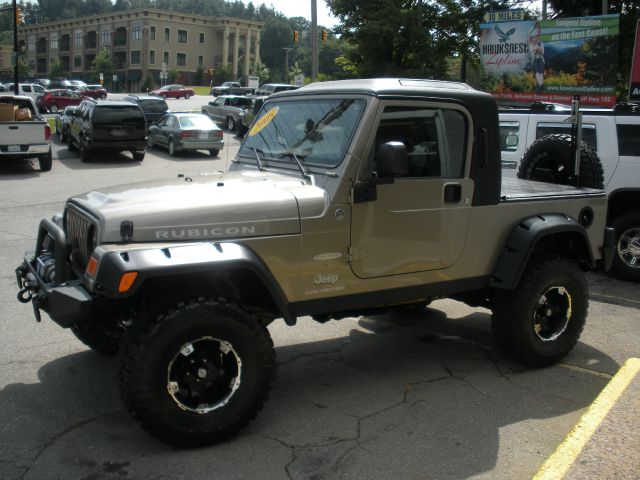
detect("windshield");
top-left (238, 98), bottom-right (365, 169)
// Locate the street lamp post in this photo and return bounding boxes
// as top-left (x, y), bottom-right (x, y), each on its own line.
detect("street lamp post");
top-left (283, 47), bottom-right (292, 84)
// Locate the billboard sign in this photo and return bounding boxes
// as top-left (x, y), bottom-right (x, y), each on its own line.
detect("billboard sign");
top-left (480, 14), bottom-right (620, 107)
top-left (629, 20), bottom-right (640, 102)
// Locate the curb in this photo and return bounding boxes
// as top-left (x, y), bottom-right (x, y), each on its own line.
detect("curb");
top-left (532, 357), bottom-right (640, 480)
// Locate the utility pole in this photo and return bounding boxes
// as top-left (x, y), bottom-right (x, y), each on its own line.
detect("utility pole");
top-left (311, 0), bottom-right (318, 82)
top-left (283, 47), bottom-right (292, 84)
top-left (13, 0), bottom-right (19, 93)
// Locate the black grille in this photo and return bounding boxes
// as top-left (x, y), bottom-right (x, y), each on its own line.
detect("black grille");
top-left (65, 206), bottom-right (95, 273)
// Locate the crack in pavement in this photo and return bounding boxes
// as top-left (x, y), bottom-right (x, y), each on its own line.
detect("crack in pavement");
top-left (18, 412), bottom-right (116, 480)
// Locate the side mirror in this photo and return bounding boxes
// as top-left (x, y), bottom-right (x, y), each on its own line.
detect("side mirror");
top-left (377, 141), bottom-right (409, 178)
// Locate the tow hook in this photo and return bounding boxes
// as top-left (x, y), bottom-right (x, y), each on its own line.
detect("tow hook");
top-left (17, 287), bottom-right (33, 303)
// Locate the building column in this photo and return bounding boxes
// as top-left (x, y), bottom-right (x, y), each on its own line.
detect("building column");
top-left (222, 25), bottom-right (229, 67)
top-left (232, 26), bottom-right (239, 80)
top-left (255, 29), bottom-right (260, 65)
top-left (243, 28), bottom-right (250, 80)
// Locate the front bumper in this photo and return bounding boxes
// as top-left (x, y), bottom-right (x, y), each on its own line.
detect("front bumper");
top-left (16, 218), bottom-right (93, 328)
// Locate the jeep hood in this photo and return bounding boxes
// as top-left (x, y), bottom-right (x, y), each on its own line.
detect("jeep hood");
top-left (68, 171), bottom-right (328, 243)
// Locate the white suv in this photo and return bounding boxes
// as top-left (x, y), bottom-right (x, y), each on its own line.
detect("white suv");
top-left (3, 83), bottom-right (48, 101)
top-left (499, 103), bottom-right (640, 281)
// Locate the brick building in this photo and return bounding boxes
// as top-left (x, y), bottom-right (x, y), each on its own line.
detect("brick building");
top-left (18, 8), bottom-right (262, 91)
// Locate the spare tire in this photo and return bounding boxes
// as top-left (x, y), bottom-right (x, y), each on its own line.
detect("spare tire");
top-left (517, 134), bottom-right (604, 189)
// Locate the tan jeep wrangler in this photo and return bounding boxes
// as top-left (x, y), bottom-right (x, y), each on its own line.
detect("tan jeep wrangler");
top-left (16, 78), bottom-right (614, 447)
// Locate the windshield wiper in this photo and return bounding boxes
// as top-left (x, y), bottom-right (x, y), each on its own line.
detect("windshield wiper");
top-left (281, 151), bottom-right (310, 179)
top-left (252, 147), bottom-right (266, 171)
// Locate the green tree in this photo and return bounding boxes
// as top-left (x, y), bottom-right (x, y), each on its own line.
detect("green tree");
top-left (194, 65), bottom-right (205, 85)
top-left (167, 68), bottom-right (178, 83)
top-left (49, 57), bottom-right (65, 78)
top-left (141, 74), bottom-right (156, 92)
top-left (251, 60), bottom-right (270, 84)
top-left (91, 48), bottom-right (114, 83)
top-left (17, 57), bottom-right (33, 79)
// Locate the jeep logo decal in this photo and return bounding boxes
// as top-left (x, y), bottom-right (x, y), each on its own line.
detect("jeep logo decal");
top-left (155, 226), bottom-right (256, 239)
top-left (313, 273), bottom-right (339, 285)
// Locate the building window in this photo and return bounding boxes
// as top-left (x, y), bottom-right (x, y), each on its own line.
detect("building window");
top-left (132, 25), bottom-right (142, 41)
top-left (131, 50), bottom-right (141, 65)
top-left (150, 26), bottom-right (156, 41)
top-left (149, 50), bottom-right (155, 65)
top-left (177, 30), bottom-right (187, 43)
top-left (74, 31), bottom-right (82, 47)
top-left (177, 52), bottom-right (186, 67)
top-left (163, 51), bottom-right (169, 66)
top-left (101, 30), bottom-right (112, 46)
top-left (50, 35), bottom-right (58, 49)
top-left (199, 32), bottom-right (205, 44)
top-left (28, 37), bottom-right (35, 52)
top-left (198, 55), bottom-right (204, 67)
top-left (164, 27), bottom-right (170, 42)
top-left (74, 55), bottom-right (82, 68)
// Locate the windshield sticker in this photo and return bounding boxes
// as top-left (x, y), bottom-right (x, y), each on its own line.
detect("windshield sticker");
top-left (248, 107), bottom-right (279, 137)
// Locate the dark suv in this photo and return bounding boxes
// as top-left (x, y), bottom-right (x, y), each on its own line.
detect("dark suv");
top-left (122, 94), bottom-right (169, 124)
top-left (67, 100), bottom-right (146, 162)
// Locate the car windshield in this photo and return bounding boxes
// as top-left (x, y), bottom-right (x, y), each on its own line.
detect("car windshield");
top-left (237, 98), bottom-right (365, 169)
top-left (178, 115), bottom-right (215, 129)
top-left (138, 99), bottom-right (168, 112)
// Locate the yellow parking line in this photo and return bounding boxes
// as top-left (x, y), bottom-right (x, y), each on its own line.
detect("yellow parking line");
top-left (533, 358), bottom-right (640, 480)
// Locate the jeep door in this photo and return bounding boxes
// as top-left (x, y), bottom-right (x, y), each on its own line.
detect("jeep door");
top-left (350, 102), bottom-right (473, 278)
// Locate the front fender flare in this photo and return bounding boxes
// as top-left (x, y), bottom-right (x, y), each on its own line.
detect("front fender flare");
top-left (93, 242), bottom-right (294, 324)
top-left (490, 213), bottom-right (593, 290)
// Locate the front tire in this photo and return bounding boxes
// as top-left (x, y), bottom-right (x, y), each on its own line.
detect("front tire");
top-left (80, 141), bottom-right (92, 163)
top-left (71, 314), bottom-right (121, 355)
top-left (226, 116), bottom-right (236, 132)
top-left (118, 299), bottom-right (276, 447)
top-left (50, 104), bottom-right (59, 113)
top-left (517, 134), bottom-right (604, 189)
top-left (132, 150), bottom-right (145, 162)
top-left (184, 93), bottom-right (191, 99)
top-left (168, 139), bottom-right (177, 157)
top-left (491, 256), bottom-right (587, 367)
top-left (610, 211), bottom-right (640, 282)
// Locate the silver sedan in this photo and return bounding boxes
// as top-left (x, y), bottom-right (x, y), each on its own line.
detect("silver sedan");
top-left (147, 113), bottom-right (224, 157)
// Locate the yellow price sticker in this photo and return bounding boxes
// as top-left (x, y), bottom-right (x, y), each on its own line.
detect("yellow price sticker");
top-left (248, 107), bottom-right (279, 137)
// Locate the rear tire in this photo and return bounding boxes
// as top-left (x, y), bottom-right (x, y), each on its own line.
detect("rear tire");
top-left (118, 298), bottom-right (276, 447)
top-left (50, 104), bottom-right (59, 113)
top-left (226, 116), bottom-right (236, 132)
top-left (132, 151), bottom-right (145, 162)
top-left (38, 150), bottom-right (52, 171)
top-left (609, 212), bottom-right (640, 282)
top-left (491, 256), bottom-right (587, 367)
top-left (168, 139), bottom-right (177, 157)
top-left (517, 134), bottom-right (604, 189)
top-left (209, 149), bottom-right (219, 157)
top-left (80, 141), bottom-right (92, 163)
top-left (184, 93), bottom-right (191, 99)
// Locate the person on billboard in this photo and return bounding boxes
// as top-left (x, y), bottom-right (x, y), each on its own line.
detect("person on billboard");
top-left (529, 21), bottom-right (545, 92)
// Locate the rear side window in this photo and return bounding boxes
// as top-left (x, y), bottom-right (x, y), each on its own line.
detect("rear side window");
top-left (535, 122), bottom-right (597, 150)
top-left (617, 124), bottom-right (640, 156)
top-left (499, 121), bottom-right (520, 152)
top-left (93, 106), bottom-right (144, 125)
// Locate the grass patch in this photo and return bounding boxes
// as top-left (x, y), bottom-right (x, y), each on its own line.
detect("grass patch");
top-left (190, 86), bottom-right (210, 96)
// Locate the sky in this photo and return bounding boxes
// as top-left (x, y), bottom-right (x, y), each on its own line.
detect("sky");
top-left (245, 0), bottom-right (339, 28)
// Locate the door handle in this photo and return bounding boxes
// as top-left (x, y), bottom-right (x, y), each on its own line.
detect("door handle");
top-left (444, 183), bottom-right (462, 204)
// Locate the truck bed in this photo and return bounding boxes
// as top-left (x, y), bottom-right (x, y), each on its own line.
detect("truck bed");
top-left (500, 177), bottom-right (605, 202)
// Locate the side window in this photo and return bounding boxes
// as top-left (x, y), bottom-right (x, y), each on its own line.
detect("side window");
top-left (373, 106), bottom-right (467, 178)
top-left (23, 85), bottom-right (32, 93)
top-left (536, 122), bottom-right (597, 150)
top-left (158, 116), bottom-right (168, 126)
top-left (499, 121), bottom-right (520, 151)
top-left (617, 124), bottom-right (640, 156)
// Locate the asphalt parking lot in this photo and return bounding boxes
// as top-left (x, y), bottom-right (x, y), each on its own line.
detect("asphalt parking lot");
top-left (0, 96), bottom-right (638, 479)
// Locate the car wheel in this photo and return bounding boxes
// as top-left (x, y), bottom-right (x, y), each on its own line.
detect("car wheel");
top-left (118, 298), bottom-right (276, 447)
top-left (209, 149), bottom-right (219, 157)
top-left (132, 151), bottom-right (145, 162)
top-left (38, 150), bottom-right (52, 171)
top-left (610, 211), bottom-right (640, 282)
top-left (100, 93), bottom-right (107, 99)
top-left (517, 134), bottom-right (604, 189)
top-left (71, 313), bottom-right (121, 355)
top-left (491, 255), bottom-right (587, 367)
top-left (68, 137), bottom-right (77, 152)
top-left (226, 117), bottom-right (235, 132)
top-left (80, 141), bottom-right (92, 163)
top-left (50, 104), bottom-right (58, 113)
top-left (161, 94), bottom-right (167, 100)
top-left (168, 139), bottom-right (177, 157)
top-left (184, 93), bottom-right (191, 99)
top-left (147, 136), bottom-right (155, 148)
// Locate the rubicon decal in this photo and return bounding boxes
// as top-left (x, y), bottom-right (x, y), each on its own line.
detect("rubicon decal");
top-left (248, 107), bottom-right (279, 137)
top-left (155, 226), bottom-right (256, 239)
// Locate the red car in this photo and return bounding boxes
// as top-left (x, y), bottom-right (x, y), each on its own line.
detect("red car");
top-left (77, 84), bottom-right (108, 99)
top-left (36, 89), bottom-right (90, 113)
top-left (149, 84), bottom-right (195, 99)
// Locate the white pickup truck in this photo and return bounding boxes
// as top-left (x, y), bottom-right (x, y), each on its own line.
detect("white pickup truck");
top-left (0, 94), bottom-right (52, 171)
top-left (499, 103), bottom-right (640, 281)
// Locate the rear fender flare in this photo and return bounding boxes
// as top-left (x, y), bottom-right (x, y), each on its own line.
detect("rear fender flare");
top-left (490, 213), bottom-right (593, 290)
top-left (93, 242), bottom-right (294, 323)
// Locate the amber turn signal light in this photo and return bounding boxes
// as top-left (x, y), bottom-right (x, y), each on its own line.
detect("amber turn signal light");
top-left (118, 272), bottom-right (138, 293)
top-left (86, 256), bottom-right (98, 277)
